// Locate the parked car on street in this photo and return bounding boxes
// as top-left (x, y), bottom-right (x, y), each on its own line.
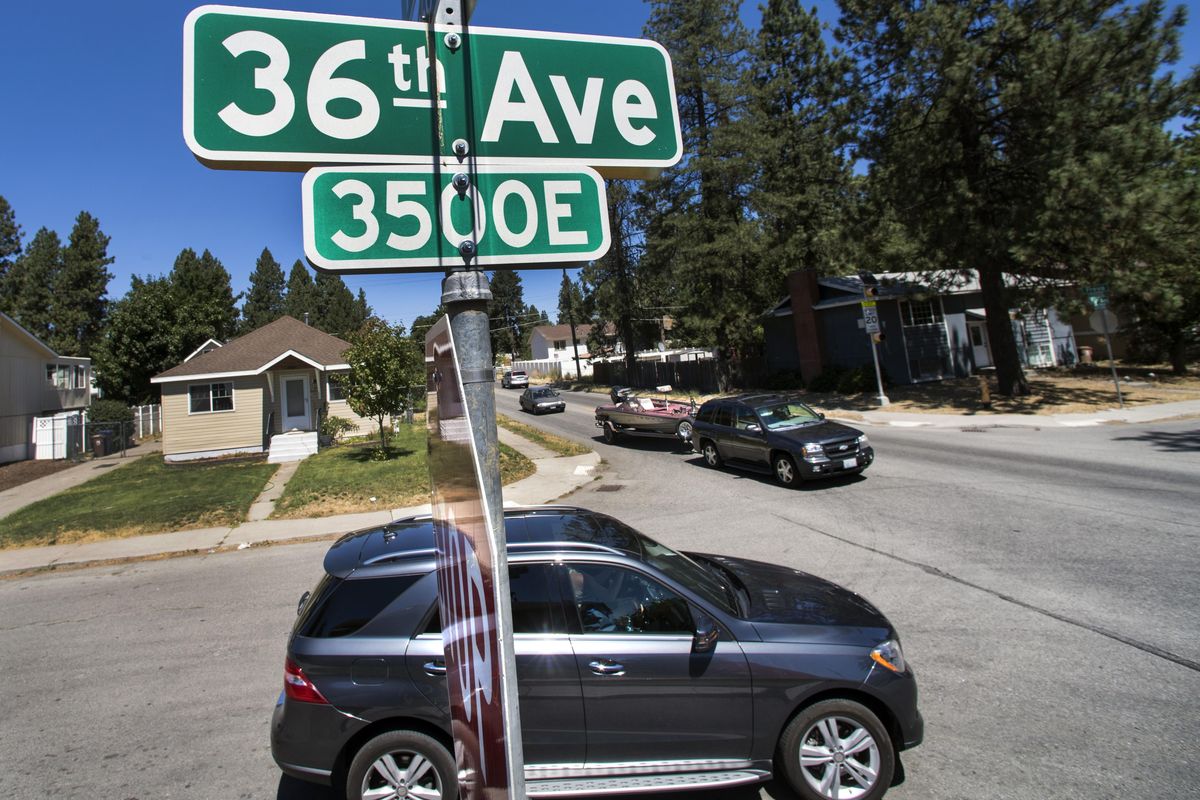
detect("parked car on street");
top-left (520, 386), bottom-right (566, 414)
top-left (271, 506), bottom-right (921, 800)
top-left (691, 394), bottom-right (874, 486)
top-left (501, 369), bottom-right (529, 389)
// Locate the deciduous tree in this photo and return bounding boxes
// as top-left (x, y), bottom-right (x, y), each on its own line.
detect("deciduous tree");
top-left (343, 319), bottom-right (423, 452)
top-left (92, 276), bottom-right (179, 403)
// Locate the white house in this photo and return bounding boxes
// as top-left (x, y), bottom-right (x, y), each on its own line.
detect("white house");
top-left (530, 324), bottom-right (593, 363)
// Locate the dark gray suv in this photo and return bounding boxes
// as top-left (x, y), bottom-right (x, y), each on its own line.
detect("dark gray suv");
top-left (691, 395), bottom-right (875, 486)
top-left (272, 506), bottom-right (921, 800)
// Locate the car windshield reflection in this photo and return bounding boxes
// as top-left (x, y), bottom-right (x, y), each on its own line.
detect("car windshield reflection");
top-left (754, 401), bottom-right (821, 430)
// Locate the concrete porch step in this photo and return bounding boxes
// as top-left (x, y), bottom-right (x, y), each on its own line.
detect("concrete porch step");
top-left (268, 431), bottom-right (318, 463)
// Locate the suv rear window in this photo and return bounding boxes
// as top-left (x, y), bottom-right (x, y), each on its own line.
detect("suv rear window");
top-left (298, 574), bottom-right (421, 638)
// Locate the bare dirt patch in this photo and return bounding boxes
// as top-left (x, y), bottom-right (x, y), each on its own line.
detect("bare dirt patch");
top-left (0, 459), bottom-right (80, 493)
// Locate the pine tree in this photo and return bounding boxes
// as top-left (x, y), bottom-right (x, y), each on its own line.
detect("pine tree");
top-left (352, 288), bottom-right (373, 333)
top-left (51, 211), bottom-right (113, 356)
top-left (5, 227), bottom-right (62, 342)
top-left (556, 271), bottom-right (585, 326)
top-left (838, 0), bottom-right (1195, 395)
top-left (747, 0), bottom-right (855, 279)
top-left (582, 180), bottom-right (656, 378)
top-left (170, 248), bottom-right (239, 352)
top-left (284, 260), bottom-right (318, 324)
top-left (640, 0), bottom-right (760, 389)
top-left (0, 196), bottom-right (23, 304)
top-left (410, 304), bottom-right (447, 343)
top-left (241, 247), bottom-right (286, 332)
top-left (92, 276), bottom-right (180, 403)
top-left (313, 272), bottom-right (358, 336)
top-left (488, 269), bottom-right (528, 362)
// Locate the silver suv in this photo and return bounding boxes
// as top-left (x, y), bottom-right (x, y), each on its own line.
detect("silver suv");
top-left (271, 507), bottom-right (922, 800)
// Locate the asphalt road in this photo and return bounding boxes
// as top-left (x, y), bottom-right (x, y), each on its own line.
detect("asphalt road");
top-left (1, 388), bottom-right (1197, 799)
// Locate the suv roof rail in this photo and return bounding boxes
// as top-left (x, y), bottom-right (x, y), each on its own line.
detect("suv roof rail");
top-left (362, 539), bottom-right (624, 567)
top-left (390, 505), bottom-right (588, 525)
top-left (508, 541), bottom-right (624, 556)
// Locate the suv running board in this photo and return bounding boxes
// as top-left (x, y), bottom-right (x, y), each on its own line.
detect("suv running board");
top-left (526, 769), bottom-right (770, 797)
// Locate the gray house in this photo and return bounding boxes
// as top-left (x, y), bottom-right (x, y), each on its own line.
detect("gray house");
top-left (765, 270), bottom-right (1078, 385)
top-left (0, 311), bottom-right (92, 463)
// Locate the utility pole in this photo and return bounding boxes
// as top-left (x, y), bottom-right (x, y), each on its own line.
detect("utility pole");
top-left (563, 268), bottom-right (583, 380)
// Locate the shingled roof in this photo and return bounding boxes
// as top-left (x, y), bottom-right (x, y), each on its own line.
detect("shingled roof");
top-left (152, 316), bottom-right (351, 383)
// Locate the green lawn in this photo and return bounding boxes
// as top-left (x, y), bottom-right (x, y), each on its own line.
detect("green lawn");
top-left (0, 455), bottom-right (279, 549)
top-left (497, 414), bottom-right (591, 456)
top-left (272, 425), bottom-right (535, 518)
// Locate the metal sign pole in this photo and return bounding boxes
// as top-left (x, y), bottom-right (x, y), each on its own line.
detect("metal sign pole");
top-left (870, 338), bottom-right (889, 407)
top-left (426, 2), bottom-right (526, 798)
top-left (1099, 311), bottom-right (1125, 408)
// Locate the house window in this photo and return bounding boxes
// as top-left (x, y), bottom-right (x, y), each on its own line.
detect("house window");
top-left (189, 382), bottom-right (234, 413)
top-left (554, 339), bottom-right (567, 350)
top-left (900, 299), bottom-right (944, 326)
top-left (74, 366), bottom-right (88, 390)
top-left (46, 364), bottom-right (72, 389)
top-left (328, 374), bottom-right (347, 402)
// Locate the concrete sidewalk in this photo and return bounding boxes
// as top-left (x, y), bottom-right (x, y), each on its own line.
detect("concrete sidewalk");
top-left (0, 432), bottom-right (600, 576)
top-left (830, 398), bottom-right (1200, 429)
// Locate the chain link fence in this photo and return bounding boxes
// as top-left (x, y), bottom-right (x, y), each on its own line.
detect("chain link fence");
top-left (1, 404), bottom-right (160, 464)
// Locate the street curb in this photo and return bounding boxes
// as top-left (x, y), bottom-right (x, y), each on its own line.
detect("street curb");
top-left (0, 432), bottom-right (603, 579)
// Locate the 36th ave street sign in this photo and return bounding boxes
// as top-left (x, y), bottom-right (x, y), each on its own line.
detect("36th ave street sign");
top-left (184, 5), bottom-right (682, 176)
top-left (302, 164), bottom-right (610, 271)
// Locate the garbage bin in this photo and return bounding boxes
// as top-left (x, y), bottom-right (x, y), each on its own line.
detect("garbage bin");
top-left (91, 434), bottom-right (106, 457)
top-left (1078, 345), bottom-right (1093, 364)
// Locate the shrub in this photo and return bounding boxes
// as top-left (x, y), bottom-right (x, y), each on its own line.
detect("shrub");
top-left (837, 365), bottom-right (881, 394)
top-left (87, 399), bottom-right (133, 424)
top-left (764, 369), bottom-right (805, 390)
top-left (806, 367), bottom-right (848, 393)
top-left (320, 415), bottom-right (359, 443)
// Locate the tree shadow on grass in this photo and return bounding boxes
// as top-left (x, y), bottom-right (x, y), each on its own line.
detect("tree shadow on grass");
top-left (341, 446), bottom-right (418, 463)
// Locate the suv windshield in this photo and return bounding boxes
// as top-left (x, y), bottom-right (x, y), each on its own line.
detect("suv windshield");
top-left (754, 400), bottom-right (821, 430)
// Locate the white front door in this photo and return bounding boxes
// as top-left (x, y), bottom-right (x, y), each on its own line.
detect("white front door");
top-left (968, 322), bottom-right (992, 369)
top-left (280, 374), bottom-right (311, 431)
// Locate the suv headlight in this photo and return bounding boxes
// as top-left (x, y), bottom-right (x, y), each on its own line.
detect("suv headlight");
top-left (870, 639), bottom-right (907, 673)
top-left (801, 443), bottom-right (824, 457)
top-left (856, 434), bottom-right (869, 447)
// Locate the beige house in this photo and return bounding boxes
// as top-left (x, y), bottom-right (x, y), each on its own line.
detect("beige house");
top-left (0, 311), bottom-right (93, 463)
top-left (151, 316), bottom-right (369, 463)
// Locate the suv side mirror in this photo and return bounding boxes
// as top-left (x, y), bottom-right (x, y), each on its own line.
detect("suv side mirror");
top-left (692, 611), bottom-right (719, 654)
top-left (747, 424), bottom-right (762, 434)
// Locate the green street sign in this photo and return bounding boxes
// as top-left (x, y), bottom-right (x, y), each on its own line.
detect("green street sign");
top-left (302, 164), bottom-right (611, 271)
top-left (184, 5), bottom-right (682, 176)
top-left (1084, 285), bottom-right (1109, 310)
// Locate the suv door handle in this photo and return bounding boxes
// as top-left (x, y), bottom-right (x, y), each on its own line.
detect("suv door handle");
top-left (588, 660), bottom-right (625, 676)
top-left (424, 660), bottom-right (447, 676)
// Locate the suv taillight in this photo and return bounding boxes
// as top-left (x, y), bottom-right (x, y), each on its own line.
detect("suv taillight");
top-left (284, 658), bottom-right (329, 705)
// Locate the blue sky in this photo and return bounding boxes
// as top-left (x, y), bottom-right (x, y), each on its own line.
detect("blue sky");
top-left (2, 1), bottom-right (1196, 333)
